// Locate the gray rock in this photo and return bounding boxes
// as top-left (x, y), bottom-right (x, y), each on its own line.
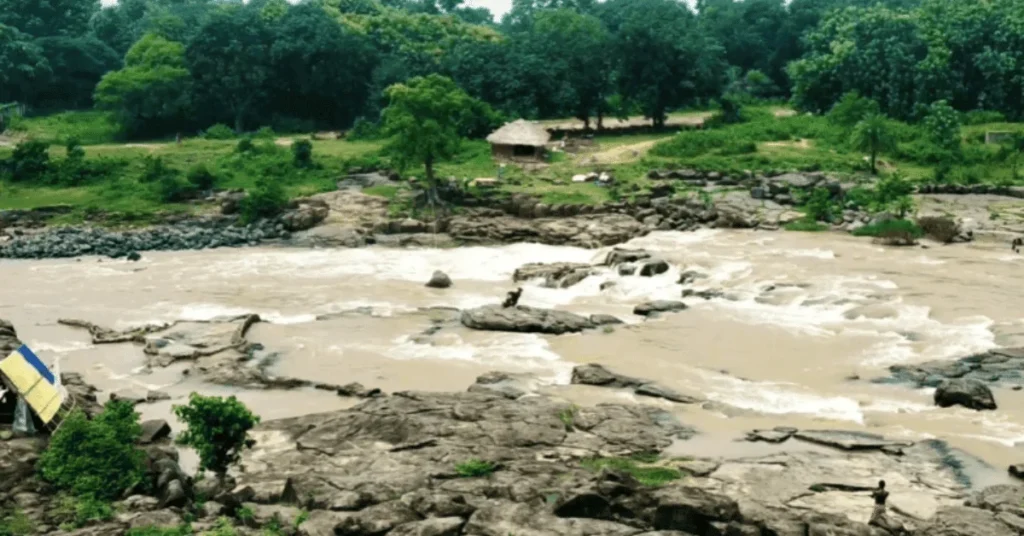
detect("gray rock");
top-left (638, 259), bottom-right (670, 277)
top-left (139, 419), bottom-right (171, 444)
top-left (467, 371), bottom-right (537, 400)
top-left (589, 314), bottom-right (624, 326)
top-left (388, 517), bottom-right (464, 536)
top-left (634, 301), bottom-right (688, 316)
top-left (618, 263), bottom-right (638, 276)
top-left (604, 248), bottom-right (652, 266)
top-left (934, 378), bottom-right (997, 410)
top-left (159, 479), bottom-right (188, 508)
top-left (793, 430), bottom-right (910, 451)
top-left (425, 270), bottom-right (452, 289)
top-left (460, 305), bottom-right (595, 334)
top-left (746, 428), bottom-right (795, 443)
top-left (634, 383), bottom-right (700, 404)
top-left (571, 363), bottom-right (643, 388)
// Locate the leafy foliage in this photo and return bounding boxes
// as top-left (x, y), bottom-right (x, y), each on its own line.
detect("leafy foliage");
top-left (851, 218), bottom-right (923, 245)
top-left (38, 401), bottom-right (147, 501)
top-left (851, 114), bottom-right (897, 174)
top-left (454, 459), bottom-right (497, 477)
top-left (173, 393), bottom-right (261, 475)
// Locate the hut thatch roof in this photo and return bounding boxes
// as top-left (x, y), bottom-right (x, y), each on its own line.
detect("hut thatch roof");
top-left (486, 119), bottom-right (551, 147)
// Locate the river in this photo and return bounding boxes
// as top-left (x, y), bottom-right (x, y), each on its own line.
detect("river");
top-left (2, 229), bottom-right (1023, 470)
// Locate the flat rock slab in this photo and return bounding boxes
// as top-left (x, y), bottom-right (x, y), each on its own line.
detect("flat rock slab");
top-left (794, 430), bottom-right (913, 451)
top-left (571, 364), bottom-right (701, 404)
top-left (884, 347), bottom-right (1024, 388)
top-left (460, 305), bottom-right (595, 334)
top-left (634, 301), bottom-right (689, 316)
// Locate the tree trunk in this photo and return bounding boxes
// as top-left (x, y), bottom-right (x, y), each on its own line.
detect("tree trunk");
top-left (597, 108), bottom-right (604, 131)
top-left (424, 155), bottom-right (439, 209)
top-left (234, 110), bottom-right (245, 134)
top-left (870, 149), bottom-right (877, 175)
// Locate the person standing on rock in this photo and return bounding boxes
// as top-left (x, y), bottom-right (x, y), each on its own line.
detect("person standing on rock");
top-left (869, 480), bottom-right (889, 527)
top-left (502, 287), bottom-right (523, 308)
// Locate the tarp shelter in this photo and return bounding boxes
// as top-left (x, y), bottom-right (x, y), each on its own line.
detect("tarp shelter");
top-left (486, 119), bottom-right (551, 162)
top-left (0, 344), bottom-right (66, 427)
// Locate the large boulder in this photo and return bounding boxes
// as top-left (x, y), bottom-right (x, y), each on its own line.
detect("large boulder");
top-left (460, 305), bottom-right (595, 334)
top-left (633, 301), bottom-right (688, 316)
top-left (425, 270), bottom-right (453, 289)
top-left (638, 259), bottom-right (670, 277)
top-left (934, 378), bottom-right (997, 411)
top-left (603, 248), bottom-right (651, 266)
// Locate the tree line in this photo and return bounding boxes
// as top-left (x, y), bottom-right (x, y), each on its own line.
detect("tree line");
top-left (1, 0), bottom-right (1023, 140)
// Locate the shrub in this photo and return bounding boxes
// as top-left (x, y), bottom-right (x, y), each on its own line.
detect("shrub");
top-left (828, 91), bottom-right (880, 128)
top-left (139, 155), bottom-right (177, 183)
top-left (347, 118), bottom-right (380, 140)
top-left (580, 455), bottom-right (681, 486)
top-left (38, 401), bottom-right (147, 501)
top-left (51, 494), bottom-right (115, 530)
top-left (173, 393), bottom-right (260, 475)
top-left (291, 139), bottom-right (313, 168)
top-left (916, 215), bottom-right (958, 243)
top-left (852, 219), bottom-right (923, 246)
top-left (239, 176), bottom-right (288, 224)
top-left (126, 525), bottom-right (193, 536)
top-left (785, 220), bottom-right (829, 232)
top-left (963, 110), bottom-right (1006, 125)
top-left (8, 139), bottom-right (51, 182)
top-left (235, 137), bottom-right (256, 154)
top-left (255, 126), bottom-right (276, 140)
top-left (204, 124), bottom-right (235, 140)
top-left (186, 163), bottom-right (217, 191)
top-left (455, 459), bottom-right (496, 477)
top-left (803, 187), bottom-right (837, 222)
top-left (157, 174), bottom-right (199, 202)
top-left (923, 100), bottom-right (962, 155)
top-left (0, 508), bottom-right (33, 536)
top-left (717, 140), bottom-right (757, 155)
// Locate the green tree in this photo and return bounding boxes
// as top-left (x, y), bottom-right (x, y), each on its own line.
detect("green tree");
top-left (851, 113), bottom-right (897, 175)
top-left (38, 401), bottom-right (147, 501)
top-left (31, 36), bottom-right (120, 109)
top-left (173, 393), bottom-right (260, 476)
top-left (530, 9), bottom-right (611, 129)
top-left (95, 33), bottom-right (192, 137)
top-left (604, 0), bottom-right (724, 128)
top-left (0, 24), bottom-right (50, 104)
top-left (0, 0), bottom-right (99, 38)
top-left (186, 6), bottom-right (272, 132)
top-left (923, 100), bottom-right (961, 155)
top-left (269, 3), bottom-right (377, 128)
top-left (828, 91), bottom-right (881, 128)
top-left (382, 74), bottom-right (472, 204)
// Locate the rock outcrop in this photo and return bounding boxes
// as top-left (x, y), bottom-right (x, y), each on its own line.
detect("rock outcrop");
top-left (885, 347), bottom-right (1024, 388)
top-left (446, 214), bottom-right (647, 249)
top-left (633, 301), bottom-right (688, 317)
top-left (571, 364), bottom-right (701, 404)
top-left (513, 262), bottom-right (594, 289)
top-left (460, 305), bottom-right (596, 334)
top-left (934, 378), bottom-right (997, 411)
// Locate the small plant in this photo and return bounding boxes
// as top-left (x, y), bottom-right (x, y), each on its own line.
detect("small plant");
top-left (455, 459), bottom-right (497, 477)
top-left (52, 494), bottom-right (116, 530)
top-left (173, 393), bottom-right (261, 476)
top-left (916, 215), bottom-right (958, 243)
top-left (851, 219), bottom-right (923, 246)
top-left (236, 137), bottom-right (256, 153)
top-left (785, 220), bottom-right (829, 232)
top-left (237, 506), bottom-right (255, 524)
top-left (239, 176), bottom-right (288, 224)
top-left (38, 401), bottom-right (147, 501)
top-left (558, 405), bottom-right (578, 431)
top-left (8, 139), bottom-right (50, 182)
top-left (126, 525), bottom-right (194, 536)
top-left (0, 508), bottom-right (34, 536)
top-left (186, 163), bottom-right (217, 191)
top-left (291, 139), bottom-right (313, 168)
top-left (294, 510), bottom-right (309, 528)
top-left (580, 454), bottom-right (680, 486)
top-left (204, 123), bottom-right (236, 140)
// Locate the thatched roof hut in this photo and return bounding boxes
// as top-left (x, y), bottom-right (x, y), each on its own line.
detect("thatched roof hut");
top-left (486, 119), bottom-right (551, 161)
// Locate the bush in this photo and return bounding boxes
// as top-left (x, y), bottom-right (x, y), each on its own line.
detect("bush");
top-left (204, 124), bottom-right (235, 140)
top-left (139, 155), bottom-right (177, 183)
top-left (239, 176), bottom-right (288, 224)
top-left (291, 139), bottom-right (313, 168)
top-left (802, 187), bottom-right (837, 222)
top-left (235, 137), bottom-right (256, 154)
top-left (963, 110), bottom-right (1006, 125)
top-left (917, 215), bottom-right (958, 243)
top-left (255, 126), bottom-right (276, 140)
top-left (7, 139), bottom-right (51, 182)
top-left (347, 118), bottom-right (381, 140)
top-left (828, 91), bottom-right (880, 128)
top-left (186, 163), bottom-right (217, 191)
top-left (38, 401), bottom-right (147, 501)
top-left (454, 459), bottom-right (496, 477)
top-left (0, 508), bottom-right (33, 536)
top-left (173, 393), bottom-right (260, 475)
top-left (785, 220), bottom-right (830, 232)
top-left (717, 140), bottom-right (757, 155)
top-left (157, 174), bottom-right (199, 203)
top-left (851, 219), bottom-right (923, 246)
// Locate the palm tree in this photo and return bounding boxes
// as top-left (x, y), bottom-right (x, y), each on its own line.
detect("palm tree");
top-left (851, 113), bottom-right (897, 175)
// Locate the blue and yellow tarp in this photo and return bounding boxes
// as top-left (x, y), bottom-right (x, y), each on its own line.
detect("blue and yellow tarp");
top-left (0, 344), bottom-right (63, 424)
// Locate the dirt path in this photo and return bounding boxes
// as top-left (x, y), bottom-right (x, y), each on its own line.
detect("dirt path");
top-left (574, 137), bottom-right (671, 165)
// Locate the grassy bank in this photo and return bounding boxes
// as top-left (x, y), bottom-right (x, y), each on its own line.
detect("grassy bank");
top-left (2, 106), bottom-right (1023, 227)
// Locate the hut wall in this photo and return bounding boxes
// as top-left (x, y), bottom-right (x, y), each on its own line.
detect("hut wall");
top-left (491, 144), bottom-right (515, 159)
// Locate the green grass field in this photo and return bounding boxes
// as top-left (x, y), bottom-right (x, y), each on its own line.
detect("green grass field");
top-left (2, 106), bottom-right (1023, 226)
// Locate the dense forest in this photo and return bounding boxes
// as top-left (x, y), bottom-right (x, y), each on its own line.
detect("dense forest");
top-left (2, 0), bottom-right (1023, 140)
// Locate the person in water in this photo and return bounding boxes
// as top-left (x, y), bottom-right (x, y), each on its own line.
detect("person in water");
top-left (502, 287), bottom-right (523, 308)
top-left (1013, 237), bottom-right (1022, 253)
top-left (869, 480), bottom-right (889, 527)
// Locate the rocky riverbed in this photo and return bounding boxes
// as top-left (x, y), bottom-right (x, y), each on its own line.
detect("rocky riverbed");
top-left (5, 170), bottom-right (1023, 260)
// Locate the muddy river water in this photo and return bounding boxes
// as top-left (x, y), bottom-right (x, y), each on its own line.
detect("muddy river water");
top-left (2, 230), bottom-right (1024, 471)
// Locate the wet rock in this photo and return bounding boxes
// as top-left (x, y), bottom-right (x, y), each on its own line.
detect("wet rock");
top-left (446, 214), bottom-right (646, 249)
top-left (425, 270), bottom-right (452, 289)
top-left (460, 305), bottom-right (595, 334)
top-left (1010, 464), bottom-right (1024, 480)
top-left (603, 248), bottom-right (652, 266)
top-left (633, 301), bottom-right (688, 316)
top-left (468, 371), bottom-right (537, 400)
top-left (917, 506), bottom-right (1018, 536)
top-left (793, 430), bottom-right (911, 451)
top-left (126, 251), bottom-right (141, 262)
top-left (638, 259), bottom-right (670, 277)
top-left (677, 270), bottom-right (706, 285)
top-left (934, 378), bottom-right (997, 411)
top-left (336, 382), bottom-right (383, 398)
top-left (618, 263), bottom-right (638, 276)
top-left (571, 364), bottom-right (699, 404)
top-left (885, 347), bottom-right (1024, 389)
top-left (746, 427), bottom-right (796, 443)
top-left (680, 289), bottom-right (723, 300)
top-left (139, 420), bottom-right (172, 444)
top-left (513, 262), bottom-right (593, 287)
top-left (634, 384), bottom-right (700, 404)
top-left (589, 314), bottom-right (624, 326)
